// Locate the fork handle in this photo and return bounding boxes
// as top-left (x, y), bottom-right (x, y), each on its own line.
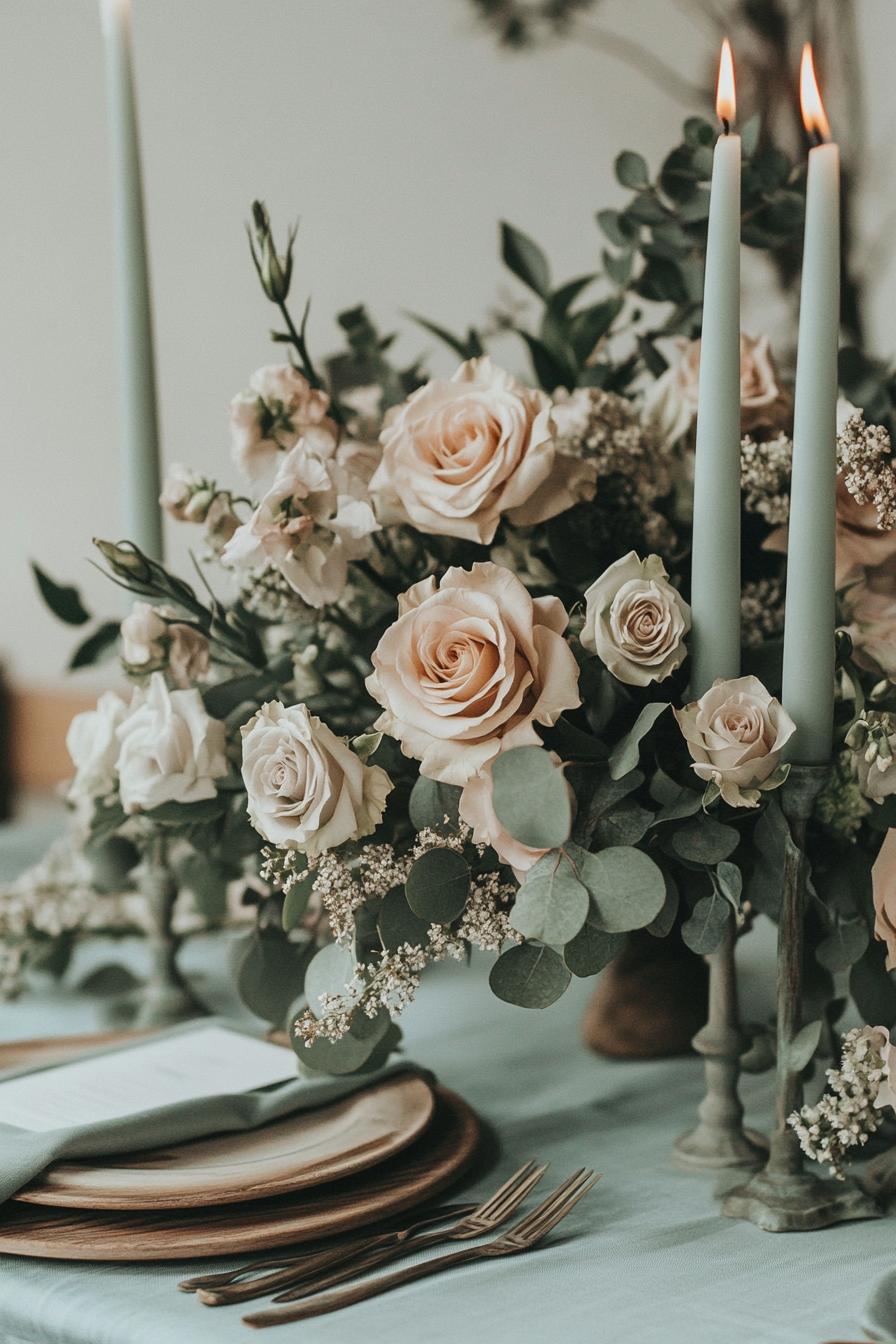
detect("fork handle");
top-left (196, 1236), bottom-right (389, 1306)
top-left (270, 1225), bottom-right (456, 1303)
top-left (243, 1245), bottom-right (485, 1327)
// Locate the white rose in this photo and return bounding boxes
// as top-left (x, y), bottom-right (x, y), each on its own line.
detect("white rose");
top-left (674, 675), bottom-right (796, 808)
top-left (116, 673), bottom-right (228, 814)
top-left (370, 356), bottom-right (595, 545)
top-left (120, 601), bottom-right (168, 668)
top-left (582, 551), bottom-right (691, 687)
top-left (66, 691), bottom-right (129, 804)
top-left (240, 700), bottom-right (392, 855)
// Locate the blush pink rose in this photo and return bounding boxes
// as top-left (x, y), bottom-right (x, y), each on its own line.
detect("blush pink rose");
top-left (230, 365), bottom-right (338, 489)
top-left (366, 562), bottom-right (581, 786)
top-left (674, 674), bottom-right (796, 808)
top-left (370, 356), bottom-right (595, 544)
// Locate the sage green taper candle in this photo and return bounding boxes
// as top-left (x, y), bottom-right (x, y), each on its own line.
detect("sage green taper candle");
top-left (100, 0), bottom-right (164, 561)
top-left (781, 47), bottom-right (840, 764)
top-left (689, 39), bottom-right (741, 698)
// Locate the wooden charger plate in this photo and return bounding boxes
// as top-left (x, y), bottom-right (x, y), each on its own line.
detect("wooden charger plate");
top-left (0, 1087), bottom-right (480, 1260)
top-left (15, 1074), bottom-right (435, 1211)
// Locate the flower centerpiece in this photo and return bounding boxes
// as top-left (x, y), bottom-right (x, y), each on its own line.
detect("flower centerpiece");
top-left (23, 121), bottom-right (896, 1202)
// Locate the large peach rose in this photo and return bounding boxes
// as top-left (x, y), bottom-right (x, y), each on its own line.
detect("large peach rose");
top-left (366, 562), bottom-right (581, 786)
top-left (370, 357), bottom-right (595, 544)
top-left (644, 333), bottom-right (789, 448)
top-left (674, 674), bottom-right (795, 808)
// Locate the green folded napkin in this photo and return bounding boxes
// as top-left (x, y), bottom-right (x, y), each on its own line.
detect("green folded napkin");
top-left (0, 1018), bottom-right (429, 1206)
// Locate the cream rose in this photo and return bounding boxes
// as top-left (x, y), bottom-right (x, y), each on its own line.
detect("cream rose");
top-left (459, 757), bottom-right (551, 876)
top-left (116, 673), bottom-right (228, 814)
top-left (240, 700), bottom-right (391, 855)
top-left (874, 1026), bottom-right (896, 1114)
top-left (120, 602), bottom-right (167, 668)
top-left (674, 674), bottom-right (796, 808)
top-left (581, 551), bottom-right (690, 687)
top-left (66, 691), bottom-right (129, 806)
top-left (120, 602), bottom-right (210, 686)
top-left (230, 364), bottom-right (338, 489)
top-left (644, 333), bottom-right (788, 448)
top-left (370, 356), bottom-right (595, 544)
top-left (366, 562), bottom-right (581, 786)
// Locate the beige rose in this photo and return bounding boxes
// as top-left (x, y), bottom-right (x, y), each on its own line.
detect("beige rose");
top-left (370, 356), bottom-right (595, 545)
top-left (240, 701), bottom-right (391, 856)
top-left (644, 333), bottom-right (789, 448)
top-left (874, 1025), bottom-right (896, 1113)
top-left (459, 756), bottom-right (551, 877)
top-left (582, 551), bottom-right (690, 687)
top-left (366, 562), bottom-right (581, 786)
top-left (230, 365), bottom-right (338, 489)
top-left (674, 674), bottom-right (796, 808)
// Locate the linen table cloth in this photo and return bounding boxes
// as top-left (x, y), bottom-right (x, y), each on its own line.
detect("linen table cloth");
top-left (1, 817), bottom-right (894, 1344)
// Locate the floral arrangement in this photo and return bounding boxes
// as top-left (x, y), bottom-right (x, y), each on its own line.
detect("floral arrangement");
top-left (25, 118), bottom-right (896, 1076)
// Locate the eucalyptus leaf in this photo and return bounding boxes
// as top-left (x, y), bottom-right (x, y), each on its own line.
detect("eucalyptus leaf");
top-left (569, 298), bottom-right (623, 364)
top-left (646, 869), bottom-right (679, 938)
top-left (500, 221), bottom-right (551, 298)
top-left (716, 860), bottom-right (743, 910)
top-left (177, 852), bottom-right (236, 920)
top-left (405, 847), bottom-right (470, 923)
top-left (519, 331), bottom-right (575, 391)
top-left (282, 869), bottom-right (316, 931)
top-left (296, 1006), bottom-right (391, 1075)
top-left (787, 1020), bottom-right (822, 1073)
top-left (615, 150), bottom-right (649, 189)
top-left (489, 943), bottom-right (571, 1009)
top-left (815, 918), bottom-right (869, 973)
top-left (574, 843), bottom-right (666, 933)
top-left (563, 907), bottom-right (625, 977)
top-left (596, 209), bottom-right (638, 249)
top-left (491, 747), bottom-right (572, 849)
top-left (671, 817), bottom-right (739, 865)
top-left (303, 942), bottom-right (356, 1016)
top-left (31, 562), bottom-right (90, 626)
top-left (608, 703), bottom-right (669, 780)
top-left (84, 835), bottom-right (138, 893)
top-left (510, 851), bottom-right (589, 946)
top-left (236, 931), bottom-right (313, 1028)
top-left (681, 894), bottom-right (730, 956)
top-left (408, 775), bottom-right (462, 832)
top-left (592, 798), bottom-right (654, 848)
top-left (378, 885), bottom-right (430, 951)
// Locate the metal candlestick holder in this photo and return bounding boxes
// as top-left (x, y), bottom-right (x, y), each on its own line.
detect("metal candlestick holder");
top-left (722, 764), bottom-right (881, 1230)
top-left (134, 832), bottom-right (205, 1029)
top-left (673, 917), bottom-right (766, 1170)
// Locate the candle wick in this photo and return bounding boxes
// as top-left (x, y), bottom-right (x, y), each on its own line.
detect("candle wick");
top-left (721, 117), bottom-right (730, 136)
top-left (811, 127), bottom-right (825, 148)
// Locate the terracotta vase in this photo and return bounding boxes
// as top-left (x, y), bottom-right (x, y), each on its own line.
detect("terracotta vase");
top-left (582, 930), bottom-right (709, 1059)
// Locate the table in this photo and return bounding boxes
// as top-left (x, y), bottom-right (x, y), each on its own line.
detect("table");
top-left (1, 812), bottom-right (893, 1344)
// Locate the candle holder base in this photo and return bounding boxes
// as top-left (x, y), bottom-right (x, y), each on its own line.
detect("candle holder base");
top-left (722, 1168), bottom-right (881, 1232)
top-left (673, 1124), bottom-right (767, 1171)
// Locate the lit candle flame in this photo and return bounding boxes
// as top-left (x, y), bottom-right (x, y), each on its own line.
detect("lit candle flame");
top-left (800, 43), bottom-right (831, 142)
top-left (716, 38), bottom-right (736, 129)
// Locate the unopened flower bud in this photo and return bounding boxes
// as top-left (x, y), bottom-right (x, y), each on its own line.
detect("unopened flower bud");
top-left (835, 628), bottom-right (854, 663)
top-left (94, 539), bottom-right (151, 583)
top-left (845, 720), bottom-right (868, 751)
top-left (250, 199), bottom-right (294, 303)
top-left (185, 489), bottom-right (213, 522)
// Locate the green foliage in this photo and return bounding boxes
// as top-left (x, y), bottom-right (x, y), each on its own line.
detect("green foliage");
top-left (671, 816), bottom-right (739, 865)
top-left (500, 221), bottom-right (551, 298)
top-left (84, 836), bottom-right (138, 893)
top-left (787, 1020), bottom-right (822, 1073)
top-left (849, 941), bottom-right (896, 1027)
top-left (408, 775), bottom-right (462, 832)
top-left (235, 930), bottom-right (313, 1029)
top-left (176, 852), bottom-right (238, 921)
top-left (563, 912), bottom-right (625, 978)
top-left (491, 747), bottom-right (572, 849)
top-left (297, 1007), bottom-right (394, 1075)
top-left (646, 870), bottom-right (679, 938)
top-left (68, 621), bottom-right (120, 670)
top-left (608, 703), bottom-right (669, 780)
top-left (282, 869), bottom-right (316, 932)
top-left (405, 847), bottom-right (470, 923)
top-left (303, 942), bottom-right (356, 1014)
top-left (510, 851), bottom-right (589, 945)
top-left (592, 797), bottom-right (654, 848)
top-left (815, 918), bottom-right (869, 973)
top-left (569, 842), bottom-right (666, 933)
top-left (489, 942), bottom-right (571, 1008)
top-left (378, 886), bottom-right (430, 951)
top-left (681, 893), bottom-right (730, 956)
top-left (32, 563), bottom-right (90, 626)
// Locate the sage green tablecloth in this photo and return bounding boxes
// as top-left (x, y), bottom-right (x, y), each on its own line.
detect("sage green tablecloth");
top-left (2, 819), bottom-right (895, 1343)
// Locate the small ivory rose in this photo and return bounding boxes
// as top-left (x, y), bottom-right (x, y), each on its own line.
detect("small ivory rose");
top-left (674, 674), bottom-right (796, 808)
top-left (581, 551), bottom-right (691, 687)
top-left (644, 333), bottom-right (788, 448)
top-left (222, 441), bottom-right (379, 608)
top-left (230, 364), bottom-right (338, 489)
top-left (66, 691), bottom-right (129, 805)
top-left (240, 700), bottom-right (392, 855)
top-left (459, 757), bottom-right (551, 877)
top-left (366, 562), bottom-right (581, 786)
top-left (120, 602), bottom-right (168, 669)
top-left (370, 356), bottom-right (595, 545)
top-left (160, 464), bottom-right (214, 522)
top-left (116, 673), bottom-right (228, 814)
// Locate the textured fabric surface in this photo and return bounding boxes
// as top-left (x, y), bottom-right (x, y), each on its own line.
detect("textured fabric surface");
top-left (0, 810), bottom-right (892, 1342)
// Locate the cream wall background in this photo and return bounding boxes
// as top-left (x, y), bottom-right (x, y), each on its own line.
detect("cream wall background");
top-left (2, 0), bottom-right (896, 688)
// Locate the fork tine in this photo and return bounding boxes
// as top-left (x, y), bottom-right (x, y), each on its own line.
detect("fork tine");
top-left (484, 1162), bottom-right (548, 1218)
top-left (517, 1172), bottom-right (600, 1242)
top-left (502, 1168), bottom-right (588, 1238)
top-left (472, 1159), bottom-right (537, 1217)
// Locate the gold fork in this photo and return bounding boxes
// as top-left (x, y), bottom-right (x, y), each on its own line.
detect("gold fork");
top-left (196, 1159), bottom-right (547, 1308)
top-left (242, 1169), bottom-right (599, 1328)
